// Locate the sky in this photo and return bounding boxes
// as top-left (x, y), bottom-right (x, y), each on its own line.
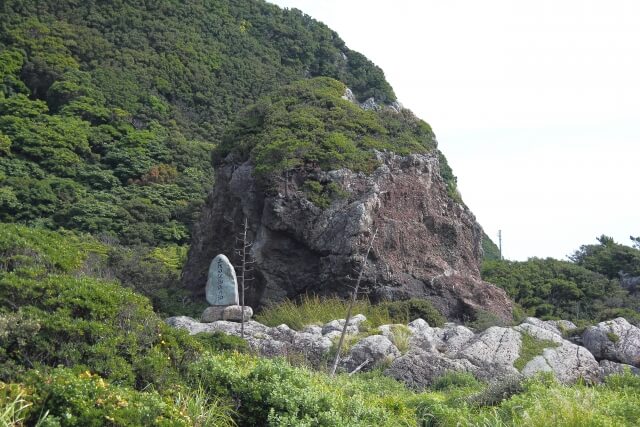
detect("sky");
top-left (268, 0), bottom-right (640, 261)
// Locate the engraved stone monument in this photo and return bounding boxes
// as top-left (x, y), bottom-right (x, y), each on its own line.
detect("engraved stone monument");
top-left (205, 254), bottom-right (239, 306)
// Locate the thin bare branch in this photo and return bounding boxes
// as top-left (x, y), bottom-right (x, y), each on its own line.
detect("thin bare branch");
top-left (330, 228), bottom-right (378, 377)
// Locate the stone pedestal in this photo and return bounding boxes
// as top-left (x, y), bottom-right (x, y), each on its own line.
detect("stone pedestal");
top-left (201, 305), bottom-right (253, 323)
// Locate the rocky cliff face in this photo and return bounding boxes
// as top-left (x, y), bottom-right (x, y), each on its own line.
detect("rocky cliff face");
top-left (182, 150), bottom-right (513, 322)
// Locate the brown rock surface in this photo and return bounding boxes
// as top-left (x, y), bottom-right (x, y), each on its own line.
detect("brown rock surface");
top-left (182, 151), bottom-right (513, 321)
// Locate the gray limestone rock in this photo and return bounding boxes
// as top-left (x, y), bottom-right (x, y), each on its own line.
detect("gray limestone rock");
top-left (521, 342), bottom-right (601, 384)
top-left (582, 318), bottom-right (640, 367)
top-left (459, 327), bottom-right (521, 374)
top-left (599, 360), bottom-right (640, 377)
top-left (302, 325), bottom-right (323, 335)
top-left (384, 349), bottom-right (476, 390)
top-left (321, 314), bottom-right (366, 336)
top-left (205, 254), bottom-right (239, 306)
top-left (342, 335), bottom-right (400, 372)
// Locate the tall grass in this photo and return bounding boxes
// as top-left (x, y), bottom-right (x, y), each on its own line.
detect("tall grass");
top-left (172, 385), bottom-right (236, 427)
top-left (255, 295), bottom-right (393, 330)
top-left (0, 392), bottom-right (30, 426)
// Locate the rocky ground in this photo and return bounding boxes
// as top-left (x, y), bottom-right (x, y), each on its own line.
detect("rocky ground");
top-left (167, 314), bottom-right (640, 389)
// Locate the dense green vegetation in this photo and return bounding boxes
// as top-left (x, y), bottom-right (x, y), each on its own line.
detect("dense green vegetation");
top-left (0, 0), bottom-right (399, 246)
top-left (482, 237), bottom-right (640, 324)
top-left (214, 77), bottom-right (453, 195)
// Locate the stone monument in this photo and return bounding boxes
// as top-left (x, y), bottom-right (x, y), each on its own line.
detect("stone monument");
top-left (201, 254), bottom-right (253, 323)
top-left (205, 254), bottom-right (239, 306)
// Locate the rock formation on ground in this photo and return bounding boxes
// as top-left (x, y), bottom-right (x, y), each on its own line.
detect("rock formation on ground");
top-left (166, 314), bottom-right (639, 388)
top-left (182, 150), bottom-right (512, 322)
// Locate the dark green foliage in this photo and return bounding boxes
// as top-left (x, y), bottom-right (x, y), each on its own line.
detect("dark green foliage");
top-left (188, 354), bottom-right (416, 426)
top-left (0, 225), bottom-right (202, 388)
top-left (482, 257), bottom-right (640, 323)
top-left (482, 232), bottom-right (501, 261)
top-left (570, 235), bottom-right (640, 279)
top-left (380, 298), bottom-right (446, 327)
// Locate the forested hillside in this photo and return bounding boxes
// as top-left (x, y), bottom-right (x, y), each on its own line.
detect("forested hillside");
top-left (0, 0), bottom-right (398, 247)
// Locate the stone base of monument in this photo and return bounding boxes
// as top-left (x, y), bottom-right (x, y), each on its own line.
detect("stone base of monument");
top-left (201, 305), bottom-right (253, 323)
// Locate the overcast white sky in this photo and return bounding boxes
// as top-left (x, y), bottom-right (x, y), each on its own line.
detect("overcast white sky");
top-left (269, 0), bottom-right (640, 261)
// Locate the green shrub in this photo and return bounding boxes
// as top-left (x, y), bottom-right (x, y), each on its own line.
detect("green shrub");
top-left (0, 272), bottom-right (202, 389)
top-left (431, 372), bottom-right (482, 391)
top-left (193, 332), bottom-right (250, 354)
top-left (189, 352), bottom-right (417, 426)
top-left (13, 368), bottom-right (195, 426)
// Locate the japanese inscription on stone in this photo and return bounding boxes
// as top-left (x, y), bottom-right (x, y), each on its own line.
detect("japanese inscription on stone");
top-left (205, 254), bottom-right (239, 306)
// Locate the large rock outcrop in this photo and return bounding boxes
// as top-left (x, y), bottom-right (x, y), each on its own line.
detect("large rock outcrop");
top-left (182, 151), bottom-right (512, 321)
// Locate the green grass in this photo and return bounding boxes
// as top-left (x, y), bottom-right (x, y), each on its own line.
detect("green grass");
top-left (418, 373), bottom-right (640, 426)
top-left (514, 333), bottom-right (561, 371)
top-left (255, 295), bottom-right (446, 331)
top-left (255, 295), bottom-right (394, 330)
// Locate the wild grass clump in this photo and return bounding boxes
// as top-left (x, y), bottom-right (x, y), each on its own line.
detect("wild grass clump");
top-left (387, 324), bottom-right (412, 354)
top-left (255, 295), bottom-right (446, 330)
top-left (255, 295), bottom-right (393, 330)
top-left (514, 333), bottom-right (560, 371)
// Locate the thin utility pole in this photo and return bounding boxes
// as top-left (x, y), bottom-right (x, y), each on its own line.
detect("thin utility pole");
top-left (498, 229), bottom-right (503, 260)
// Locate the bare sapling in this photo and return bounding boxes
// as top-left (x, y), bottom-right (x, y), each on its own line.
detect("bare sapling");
top-left (329, 228), bottom-right (378, 377)
top-left (234, 217), bottom-right (254, 339)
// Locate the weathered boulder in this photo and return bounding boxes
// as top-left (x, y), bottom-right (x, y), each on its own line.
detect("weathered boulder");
top-left (599, 360), bottom-right (640, 377)
top-left (384, 349), bottom-right (476, 389)
top-left (342, 335), bottom-right (400, 372)
top-left (181, 151), bottom-right (513, 322)
top-left (582, 318), bottom-right (640, 367)
top-left (222, 305), bottom-right (253, 322)
top-left (167, 315), bottom-right (628, 387)
top-left (521, 317), bottom-right (575, 337)
top-left (321, 314), bottom-right (366, 336)
top-left (408, 321), bottom-right (475, 355)
top-left (521, 343), bottom-right (601, 384)
top-left (458, 327), bottom-right (521, 374)
top-left (166, 316), bottom-right (332, 366)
